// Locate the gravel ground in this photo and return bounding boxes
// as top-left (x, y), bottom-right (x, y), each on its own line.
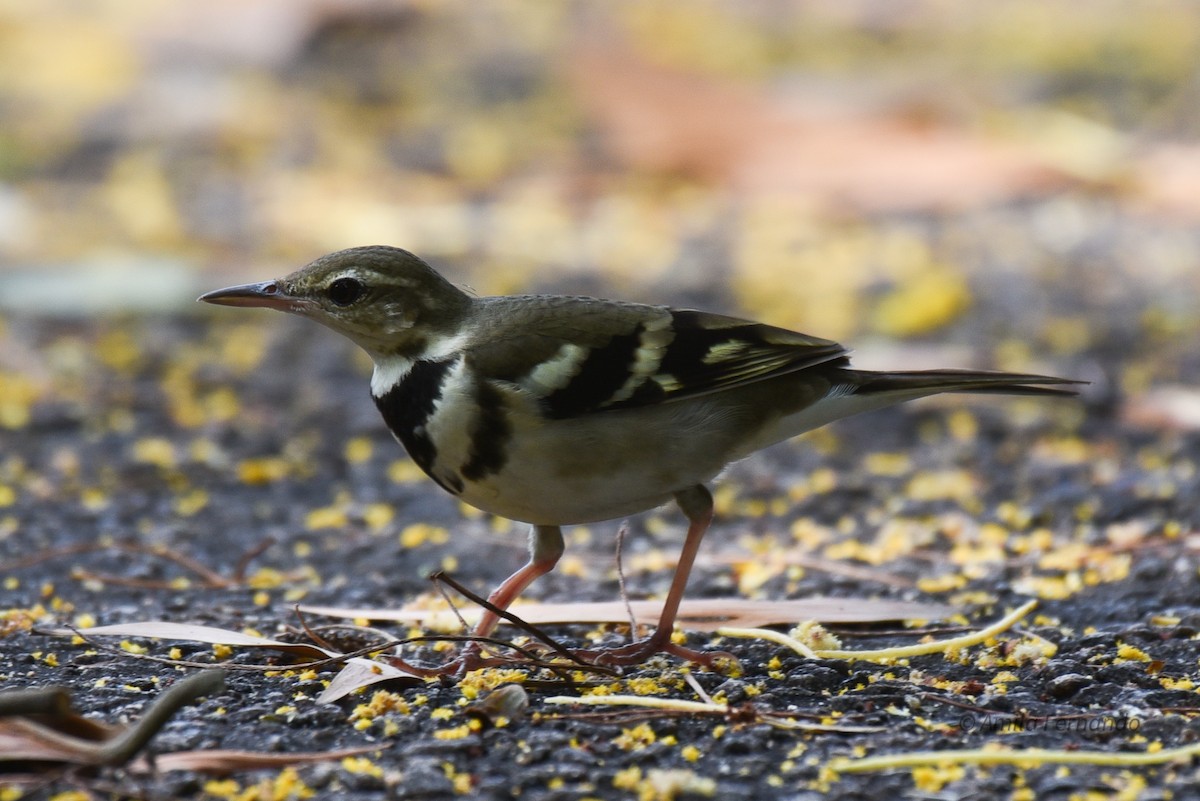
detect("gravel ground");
top-left (4, 200), bottom-right (1200, 800)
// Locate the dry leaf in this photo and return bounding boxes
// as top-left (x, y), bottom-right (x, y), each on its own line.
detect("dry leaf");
top-left (45, 621), bottom-right (337, 661)
top-left (298, 597), bottom-right (953, 632)
top-left (570, 42), bottom-right (1065, 210)
top-left (0, 671), bottom-right (223, 769)
top-left (144, 745), bottom-right (380, 774)
top-left (0, 717), bottom-right (115, 764)
top-left (1122, 385), bottom-right (1200, 431)
top-left (317, 658), bottom-right (421, 704)
top-left (1131, 143), bottom-right (1200, 221)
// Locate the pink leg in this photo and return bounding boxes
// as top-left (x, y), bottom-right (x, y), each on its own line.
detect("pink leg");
top-left (646, 485), bottom-right (712, 647)
top-left (578, 485), bottom-right (727, 668)
top-left (388, 525), bottom-right (563, 677)
top-left (471, 524), bottom-right (564, 639)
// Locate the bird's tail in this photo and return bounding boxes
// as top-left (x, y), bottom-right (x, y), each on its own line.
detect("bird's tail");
top-left (738, 367), bottom-right (1083, 457)
top-left (842, 369), bottom-right (1084, 399)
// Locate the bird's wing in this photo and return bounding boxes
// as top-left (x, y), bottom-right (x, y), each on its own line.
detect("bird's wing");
top-left (465, 296), bottom-right (848, 419)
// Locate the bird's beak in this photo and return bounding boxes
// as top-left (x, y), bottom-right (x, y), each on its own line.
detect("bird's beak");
top-left (198, 280), bottom-right (311, 313)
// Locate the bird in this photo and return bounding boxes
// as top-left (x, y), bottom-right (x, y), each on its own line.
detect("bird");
top-left (200, 245), bottom-right (1081, 674)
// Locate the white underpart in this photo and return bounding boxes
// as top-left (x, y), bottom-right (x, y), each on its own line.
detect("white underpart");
top-left (370, 356), bottom-right (413, 397)
top-left (739, 384), bottom-right (940, 457)
top-left (421, 357), bottom-right (476, 473)
top-left (368, 330), bottom-right (472, 397)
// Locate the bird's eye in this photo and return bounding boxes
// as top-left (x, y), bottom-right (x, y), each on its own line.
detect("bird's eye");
top-left (327, 277), bottom-right (365, 307)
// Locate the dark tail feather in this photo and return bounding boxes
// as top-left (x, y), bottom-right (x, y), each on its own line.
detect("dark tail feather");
top-left (844, 369), bottom-right (1085, 398)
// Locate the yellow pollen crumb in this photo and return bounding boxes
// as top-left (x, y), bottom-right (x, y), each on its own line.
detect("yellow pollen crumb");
top-left (864, 452), bottom-right (911, 476)
top-left (305, 506), bottom-right (348, 530)
top-left (341, 756), bottom-right (383, 777)
top-left (363, 503), bottom-right (393, 531)
top-left (131, 437), bottom-right (177, 469)
top-left (788, 620), bottom-right (841, 650)
top-left (344, 437), bottom-right (374, 464)
top-left (872, 268), bottom-right (970, 337)
top-left (624, 677), bottom-right (664, 696)
top-left (388, 460), bottom-right (427, 483)
top-left (237, 457), bottom-right (290, 485)
top-left (351, 690), bottom-right (412, 722)
top-left (612, 766), bottom-right (642, 791)
top-left (399, 522), bottom-right (450, 548)
top-left (246, 567), bottom-right (285, 589)
top-left (1116, 643), bottom-right (1152, 662)
top-left (433, 724), bottom-right (472, 740)
top-left (809, 468), bottom-right (837, 493)
top-left (917, 573), bottom-right (968, 593)
top-left (911, 764), bottom-right (966, 793)
top-left (906, 469), bottom-right (977, 504)
top-left (613, 722), bottom-right (658, 750)
top-left (80, 487), bottom-right (109, 511)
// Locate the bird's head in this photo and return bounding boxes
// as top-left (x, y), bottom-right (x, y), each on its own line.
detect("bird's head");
top-left (199, 246), bottom-right (473, 359)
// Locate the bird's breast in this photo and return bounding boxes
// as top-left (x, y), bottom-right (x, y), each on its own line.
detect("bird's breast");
top-left (372, 360), bottom-right (819, 526)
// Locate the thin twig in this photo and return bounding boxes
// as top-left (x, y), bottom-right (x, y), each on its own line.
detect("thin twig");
top-left (830, 741), bottom-right (1200, 773)
top-left (430, 571), bottom-right (607, 671)
top-left (61, 623), bottom-right (613, 681)
top-left (429, 573), bottom-right (474, 634)
top-left (8, 539), bottom-right (272, 590)
top-left (614, 521), bottom-right (640, 642)
top-left (95, 670), bottom-right (226, 766)
top-left (233, 537), bottom-right (276, 582)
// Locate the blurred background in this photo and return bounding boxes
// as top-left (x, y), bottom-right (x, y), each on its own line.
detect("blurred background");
top-left (5, 6), bottom-right (1200, 794)
top-left (2, 0), bottom-right (1200, 404)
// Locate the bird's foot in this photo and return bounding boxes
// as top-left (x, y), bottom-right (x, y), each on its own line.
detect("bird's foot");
top-left (383, 634), bottom-right (739, 679)
top-left (384, 642), bottom-right (507, 679)
top-left (573, 635), bottom-right (738, 674)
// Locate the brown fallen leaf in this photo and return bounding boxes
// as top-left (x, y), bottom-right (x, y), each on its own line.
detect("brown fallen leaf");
top-left (0, 670), bottom-right (383, 780)
top-left (42, 621), bottom-right (337, 661)
top-left (1122, 385), bottom-right (1200, 431)
top-left (317, 658), bottom-right (424, 704)
top-left (1131, 143), bottom-right (1200, 221)
top-left (0, 670), bottom-right (223, 769)
top-left (570, 41), bottom-right (1067, 211)
top-left (0, 717), bottom-right (116, 764)
top-left (142, 745), bottom-right (380, 775)
top-left (297, 597), bottom-right (953, 632)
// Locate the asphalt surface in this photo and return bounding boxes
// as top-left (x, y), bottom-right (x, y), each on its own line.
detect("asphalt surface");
top-left (3, 220), bottom-right (1200, 799)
